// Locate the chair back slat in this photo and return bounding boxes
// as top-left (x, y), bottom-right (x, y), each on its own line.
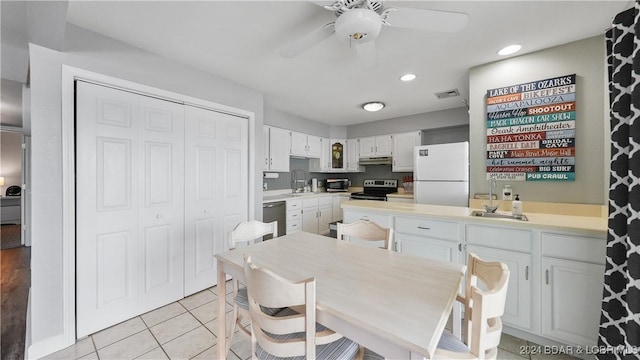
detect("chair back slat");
top-left (229, 220), bottom-right (278, 250)
top-left (337, 220), bottom-right (393, 250)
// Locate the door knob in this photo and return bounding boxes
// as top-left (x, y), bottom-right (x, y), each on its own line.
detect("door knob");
top-left (156, 214), bottom-right (163, 219)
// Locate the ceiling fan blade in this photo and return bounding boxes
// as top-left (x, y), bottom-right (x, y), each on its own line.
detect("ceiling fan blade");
top-left (279, 22), bottom-right (335, 59)
top-left (354, 41), bottom-right (377, 70)
top-left (385, 6), bottom-right (468, 33)
top-left (306, 0), bottom-right (336, 7)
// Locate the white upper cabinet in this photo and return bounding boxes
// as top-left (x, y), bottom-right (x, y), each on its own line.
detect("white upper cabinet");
top-left (290, 131), bottom-right (321, 158)
top-left (319, 137), bottom-right (331, 171)
top-left (265, 126), bottom-right (290, 172)
top-left (346, 139), bottom-right (363, 172)
top-left (359, 135), bottom-right (392, 157)
top-left (392, 131), bottom-right (421, 172)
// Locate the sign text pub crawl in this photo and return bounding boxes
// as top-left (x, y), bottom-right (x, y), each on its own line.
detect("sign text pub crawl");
top-left (486, 74), bottom-right (576, 181)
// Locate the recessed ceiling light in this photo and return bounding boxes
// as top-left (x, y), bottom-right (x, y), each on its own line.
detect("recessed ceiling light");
top-left (498, 44), bottom-right (522, 56)
top-left (362, 102), bottom-right (385, 112)
top-left (400, 73), bottom-right (417, 82)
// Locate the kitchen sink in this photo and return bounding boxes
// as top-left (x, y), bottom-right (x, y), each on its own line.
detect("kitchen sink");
top-left (469, 210), bottom-right (528, 221)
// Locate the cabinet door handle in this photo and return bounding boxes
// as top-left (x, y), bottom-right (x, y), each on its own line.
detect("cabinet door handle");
top-left (525, 266), bottom-right (529, 280)
top-left (545, 269), bottom-right (549, 284)
top-left (417, 226), bottom-right (431, 230)
top-left (458, 243), bottom-right (462, 252)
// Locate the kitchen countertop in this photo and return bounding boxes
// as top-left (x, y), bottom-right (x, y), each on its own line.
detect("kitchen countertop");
top-left (387, 193), bottom-right (414, 199)
top-left (263, 190), bottom-right (352, 203)
top-left (342, 200), bottom-right (607, 237)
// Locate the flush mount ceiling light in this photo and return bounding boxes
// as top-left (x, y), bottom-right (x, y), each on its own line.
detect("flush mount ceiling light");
top-left (362, 101), bottom-right (385, 112)
top-left (400, 73), bottom-right (417, 82)
top-left (498, 44), bottom-right (522, 56)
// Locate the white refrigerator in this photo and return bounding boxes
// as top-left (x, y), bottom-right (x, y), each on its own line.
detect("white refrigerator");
top-left (413, 142), bottom-right (469, 206)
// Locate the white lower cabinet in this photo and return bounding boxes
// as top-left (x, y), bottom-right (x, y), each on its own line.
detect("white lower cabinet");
top-left (395, 216), bottom-right (461, 261)
top-left (318, 201), bottom-right (333, 235)
top-left (465, 224), bottom-right (533, 331)
top-left (286, 199), bottom-right (302, 234)
top-left (466, 245), bottom-right (532, 331)
top-left (540, 232), bottom-right (606, 347)
top-left (541, 257), bottom-right (604, 346)
top-left (332, 195), bottom-right (348, 222)
top-left (301, 196), bottom-right (333, 235)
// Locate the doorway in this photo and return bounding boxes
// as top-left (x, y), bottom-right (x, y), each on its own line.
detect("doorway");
top-left (0, 129), bottom-right (26, 249)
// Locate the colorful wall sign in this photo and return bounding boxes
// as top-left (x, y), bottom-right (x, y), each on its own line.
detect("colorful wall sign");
top-left (486, 74), bottom-right (576, 181)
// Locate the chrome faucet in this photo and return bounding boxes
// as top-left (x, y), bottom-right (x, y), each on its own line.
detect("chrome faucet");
top-left (485, 178), bottom-right (499, 213)
top-left (291, 169), bottom-right (307, 193)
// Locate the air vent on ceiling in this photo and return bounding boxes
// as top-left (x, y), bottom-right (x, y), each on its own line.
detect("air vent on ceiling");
top-left (435, 89), bottom-right (460, 99)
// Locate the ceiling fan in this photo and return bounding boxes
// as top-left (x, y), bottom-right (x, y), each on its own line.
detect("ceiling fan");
top-left (279, 0), bottom-right (469, 69)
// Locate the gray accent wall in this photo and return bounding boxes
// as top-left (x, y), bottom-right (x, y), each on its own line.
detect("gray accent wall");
top-left (468, 35), bottom-right (607, 205)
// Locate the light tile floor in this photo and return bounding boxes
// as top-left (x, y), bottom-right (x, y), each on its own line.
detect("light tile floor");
top-left (44, 283), bottom-right (578, 360)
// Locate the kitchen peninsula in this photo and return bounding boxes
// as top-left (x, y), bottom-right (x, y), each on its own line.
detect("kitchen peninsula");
top-left (342, 200), bottom-right (606, 354)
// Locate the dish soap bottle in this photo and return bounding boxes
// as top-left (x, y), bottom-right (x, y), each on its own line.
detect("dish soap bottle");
top-left (512, 194), bottom-right (523, 216)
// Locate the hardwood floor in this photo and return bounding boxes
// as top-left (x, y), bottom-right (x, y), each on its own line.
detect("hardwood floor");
top-left (0, 225), bottom-right (22, 250)
top-left (1, 246), bottom-right (30, 360)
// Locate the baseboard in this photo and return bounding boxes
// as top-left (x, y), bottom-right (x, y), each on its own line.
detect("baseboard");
top-left (27, 333), bottom-right (69, 359)
top-left (25, 289), bottom-right (31, 359)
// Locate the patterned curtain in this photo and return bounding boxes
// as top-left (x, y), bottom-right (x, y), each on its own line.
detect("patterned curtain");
top-left (599, 3), bottom-right (640, 359)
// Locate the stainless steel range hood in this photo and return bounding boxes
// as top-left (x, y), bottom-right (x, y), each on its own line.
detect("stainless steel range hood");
top-left (358, 156), bottom-right (392, 165)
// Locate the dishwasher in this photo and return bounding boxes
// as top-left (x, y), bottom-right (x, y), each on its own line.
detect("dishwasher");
top-left (262, 201), bottom-right (286, 240)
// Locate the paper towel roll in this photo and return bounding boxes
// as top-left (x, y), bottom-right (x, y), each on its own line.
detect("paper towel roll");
top-left (311, 178), bottom-right (318, 192)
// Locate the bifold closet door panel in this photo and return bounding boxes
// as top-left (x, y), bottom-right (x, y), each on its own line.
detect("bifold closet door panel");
top-left (76, 81), bottom-right (185, 337)
top-left (184, 105), bottom-right (248, 295)
top-left (137, 95), bottom-right (185, 312)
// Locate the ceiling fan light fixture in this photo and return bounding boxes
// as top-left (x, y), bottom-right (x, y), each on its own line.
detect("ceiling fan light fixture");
top-left (335, 8), bottom-right (382, 44)
top-left (400, 73), bottom-right (417, 82)
top-left (498, 44), bottom-right (522, 56)
top-left (362, 101), bottom-right (385, 112)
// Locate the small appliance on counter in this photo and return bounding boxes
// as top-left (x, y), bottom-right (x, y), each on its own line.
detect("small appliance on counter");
top-left (413, 142), bottom-right (469, 206)
top-left (311, 178), bottom-right (318, 192)
top-left (326, 178), bottom-right (349, 192)
top-left (350, 179), bottom-right (398, 201)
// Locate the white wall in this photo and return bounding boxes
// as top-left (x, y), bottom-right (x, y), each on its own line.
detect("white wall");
top-left (469, 35), bottom-right (607, 205)
top-left (264, 107), bottom-right (330, 137)
top-left (346, 107), bottom-right (469, 138)
top-left (28, 23), bottom-right (264, 356)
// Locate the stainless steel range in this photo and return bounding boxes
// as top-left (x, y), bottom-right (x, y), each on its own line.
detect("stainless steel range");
top-left (350, 179), bottom-right (398, 201)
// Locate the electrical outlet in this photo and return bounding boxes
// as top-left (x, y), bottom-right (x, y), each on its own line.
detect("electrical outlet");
top-left (263, 182), bottom-right (268, 190)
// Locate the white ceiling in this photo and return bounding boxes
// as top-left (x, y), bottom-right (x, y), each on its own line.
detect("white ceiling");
top-left (2, 1), bottom-right (634, 126)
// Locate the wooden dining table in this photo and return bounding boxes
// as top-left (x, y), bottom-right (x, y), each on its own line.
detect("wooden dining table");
top-left (215, 231), bottom-right (465, 359)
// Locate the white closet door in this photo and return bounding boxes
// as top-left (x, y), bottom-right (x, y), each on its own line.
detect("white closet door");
top-left (76, 81), bottom-right (185, 337)
top-left (137, 95), bottom-right (185, 312)
top-left (184, 106), bottom-right (248, 295)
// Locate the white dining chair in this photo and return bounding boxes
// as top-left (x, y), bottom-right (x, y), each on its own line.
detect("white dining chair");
top-left (243, 255), bottom-right (360, 360)
top-left (336, 220), bottom-right (393, 251)
top-left (227, 220), bottom-right (279, 356)
top-left (434, 252), bottom-right (510, 359)
top-left (363, 253), bottom-right (510, 360)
